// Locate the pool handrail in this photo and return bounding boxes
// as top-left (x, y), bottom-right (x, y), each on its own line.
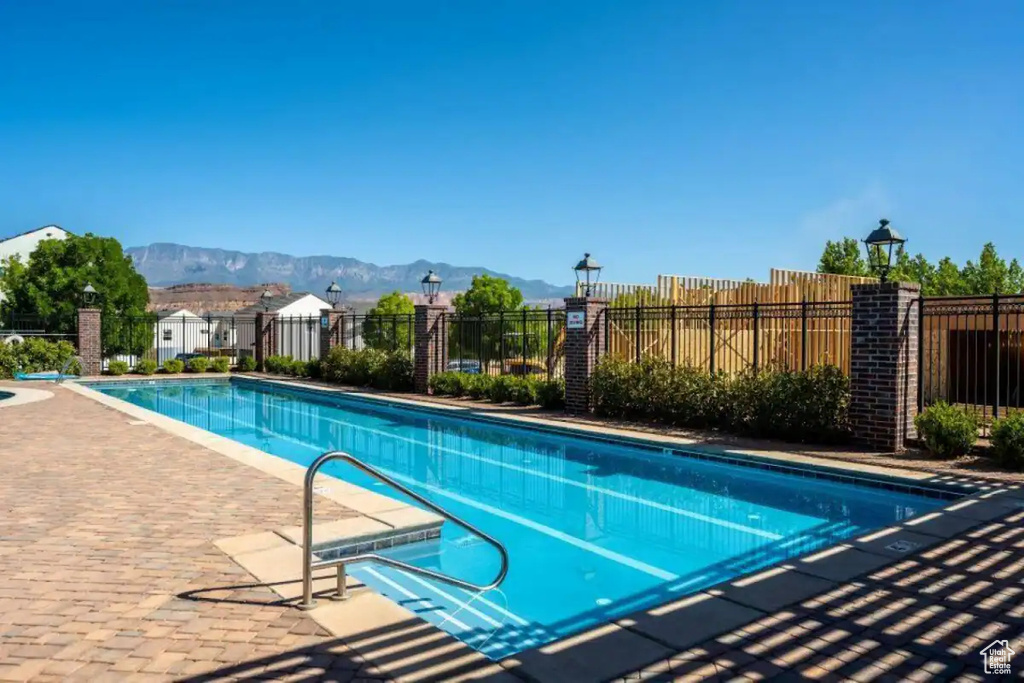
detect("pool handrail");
top-left (55, 356), bottom-right (83, 384)
top-left (298, 450), bottom-right (509, 610)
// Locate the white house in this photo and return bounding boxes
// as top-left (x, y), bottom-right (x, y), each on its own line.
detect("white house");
top-left (0, 225), bottom-right (73, 303)
top-left (153, 309), bottom-right (210, 363)
top-left (235, 292), bottom-right (331, 361)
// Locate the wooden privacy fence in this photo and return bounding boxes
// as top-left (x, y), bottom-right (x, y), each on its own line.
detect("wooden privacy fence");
top-left (602, 301), bottom-right (852, 375)
top-left (585, 269), bottom-right (876, 306)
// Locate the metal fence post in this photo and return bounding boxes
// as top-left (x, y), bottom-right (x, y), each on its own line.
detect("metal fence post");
top-left (670, 306), bottom-right (678, 366)
top-left (546, 307), bottom-right (553, 380)
top-left (709, 303), bottom-right (716, 375)
top-left (800, 299), bottom-right (808, 372)
top-left (521, 308), bottom-right (528, 369)
top-left (994, 292), bottom-right (1001, 420)
top-left (917, 296), bottom-right (925, 412)
top-left (634, 304), bottom-right (641, 363)
top-left (752, 302), bottom-right (760, 371)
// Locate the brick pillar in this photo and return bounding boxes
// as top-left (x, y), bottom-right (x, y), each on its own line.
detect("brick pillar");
top-left (414, 305), bottom-right (448, 394)
top-left (254, 311), bottom-right (279, 370)
top-left (850, 281), bottom-right (921, 452)
top-left (319, 308), bottom-right (347, 360)
top-left (563, 296), bottom-right (609, 414)
top-left (76, 308), bottom-right (102, 376)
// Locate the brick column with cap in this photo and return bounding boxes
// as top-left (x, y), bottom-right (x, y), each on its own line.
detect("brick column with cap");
top-left (76, 308), bottom-right (102, 376)
top-left (563, 296), bottom-right (608, 414)
top-left (254, 311), bottom-right (279, 370)
top-left (850, 281), bottom-right (921, 452)
top-left (414, 304), bottom-right (448, 393)
top-left (319, 308), bottom-right (347, 360)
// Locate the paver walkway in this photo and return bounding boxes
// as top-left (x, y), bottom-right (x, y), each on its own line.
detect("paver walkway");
top-left (2, 381), bottom-right (1023, 682)
top-left (0, 385), bottom-right (379, 682)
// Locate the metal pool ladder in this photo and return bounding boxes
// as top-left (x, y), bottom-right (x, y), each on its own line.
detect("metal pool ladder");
top-left (298, 450), bottom-right (509, 610)
top-left (55, 356), bottom-right (83, 384)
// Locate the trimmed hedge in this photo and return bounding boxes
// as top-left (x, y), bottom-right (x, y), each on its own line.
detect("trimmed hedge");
top-left (106, 360), bottom-right (130, 376)
top-left (134, 359), bottom-right (158, 375)
top-left (186, 356), bottom-right (209, 373)
top-left (237, 355), bottom-right (257, 372)
top-left (991, 413), bottom-right (1024, 470)
top-left (209, 357), bottom-right (231, 373)
top-left (428, 371), bottom-right (565, 409)
top-left (319, 347), bottom-right (414, 391)
top-left (590, 357), bottom-right (851, 444)
top-left (914, 402), bottom-right (977, 459)
top-left (263, 355), bottom-right (292, 374)
top-left (162, 359), bottom-right (185, 374)
top-left (0, 338), bottom-right (79, 379)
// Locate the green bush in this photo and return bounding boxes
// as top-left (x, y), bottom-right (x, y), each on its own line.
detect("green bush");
top-left (0, 337), bottom-right (79, 378)
top-left (429, 371), bottom-right (465, 397)
top-left (536, 379), bottom-right (565, 410)
top-left (373, 351), bottom-right (413, 391)
top-left (915, 402), bottom-right (978, 458)
top-left (162, 359), bottom-right (185, 374)
top-left (320, 347), bottom-right (413, 391)
top-left (263, 355), bottom-right (293, 374)
top-left (467, 374), bottom-right (495, 399)
top-left (307, 358), bottom-right (322, 379)
top-left (106, 360), bottom-right (129, 375)
top-left (486, 375), bottom-right (520, 403)
top-left (237, 355), bottom-right (257, 372)
top-left (990, 413), bottom-right (1024, 470)
top-left (187, 356), bottom-right (209, 373)
top-left (134, 359), bottom-right (158, 375)
top-left (590, 357), bottom-right (851, 444)
top-left (209, 357), bottom-right (231, 373)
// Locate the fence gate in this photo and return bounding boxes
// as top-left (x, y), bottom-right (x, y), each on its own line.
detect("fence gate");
top-left (919, 294), bottom-right (1024, 433)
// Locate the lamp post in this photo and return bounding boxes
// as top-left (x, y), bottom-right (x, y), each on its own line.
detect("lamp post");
top-left (325, 281), bottom-right (343, 309)
top-left (260, 289), bottom-right (274, 312)
top-left (421, 270), bottom-right (442, 305)
top-left (863, 219), bottom-right (906, 283)
top-left (82, 283), bottom-right (98, 307)
top-left (573, 253), bottom-right (603, 297)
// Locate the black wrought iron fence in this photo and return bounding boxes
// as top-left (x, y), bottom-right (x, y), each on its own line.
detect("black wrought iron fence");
top-left (443, 309), bottom-right (566, 379)
top-left (275, 316), bottom-right (321, 362)
top-left (102, 314), bottom-right (257, 369)
top-left (338, 313), bottom-right (415, 354)
top-left (919, 294), bottom-right (1024, 431)
top-left (0, 313), bottom-right (78, 344)
top-left (602, 301), bottom-right (852, 375)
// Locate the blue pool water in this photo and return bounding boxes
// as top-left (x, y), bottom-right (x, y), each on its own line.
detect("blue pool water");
top-left (93, 378), bottom-right (946, 658)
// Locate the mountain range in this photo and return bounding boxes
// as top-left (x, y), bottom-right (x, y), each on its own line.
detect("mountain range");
top-left (126, 243), bottom-right (574, 302)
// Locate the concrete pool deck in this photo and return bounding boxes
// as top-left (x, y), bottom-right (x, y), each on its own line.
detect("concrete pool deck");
top-left (0, 377), bottom-right (1021, 681)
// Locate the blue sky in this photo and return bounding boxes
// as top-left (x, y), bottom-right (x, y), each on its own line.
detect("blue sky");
top-left (1, 1), bottom-right (1022, 286)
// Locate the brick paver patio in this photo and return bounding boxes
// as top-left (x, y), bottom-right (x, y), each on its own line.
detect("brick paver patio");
top-left (0, 384), bottom-right (379, 682)
top-left (1, 380), bottom-right (1022, 682)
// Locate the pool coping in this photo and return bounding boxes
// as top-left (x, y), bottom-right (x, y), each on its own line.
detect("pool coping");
top-left (68, 375), bottom-right (1024, 682)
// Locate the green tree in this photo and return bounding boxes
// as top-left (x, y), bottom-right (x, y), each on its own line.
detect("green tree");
top-left (452, 275), bottom-right (524, 315)
top-left (361, 291), bottom-right (414, 351)
top-left (817, 238), bottom-right (869, 277)
top-left (0, 234), bottom-right (149, 354)
top-left (816, 237), bottom-right (1024, 296)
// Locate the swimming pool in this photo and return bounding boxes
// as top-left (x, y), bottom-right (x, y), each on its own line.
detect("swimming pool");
top-left (91, 377), bottom-right (948, 659)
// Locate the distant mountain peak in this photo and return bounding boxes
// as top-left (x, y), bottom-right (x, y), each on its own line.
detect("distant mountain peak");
top-left (126, 243), bottom-right (572, 302)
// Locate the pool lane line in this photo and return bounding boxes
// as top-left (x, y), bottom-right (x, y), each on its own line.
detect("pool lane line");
top-left (150, 393), bottom-right (680, 582)
top-left (222, 389), bottom-right (785, 541)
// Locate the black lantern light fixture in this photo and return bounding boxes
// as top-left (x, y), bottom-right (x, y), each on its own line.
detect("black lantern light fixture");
top-left (573, 253), bottom-right (603, 297)
top-left (421, 270), bottom-right (442, 304)
top-left (82, 283), bottom-right (98, 307)
top-left (325, 281), bottom-right (343, 309)
top-left (863, 219), bottom-right (906, 283)
top-left (260, 289), bottom-right (274, 312)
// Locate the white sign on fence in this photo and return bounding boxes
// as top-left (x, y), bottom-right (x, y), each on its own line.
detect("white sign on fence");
top-left (567, 311), bottom-right (586, 329)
